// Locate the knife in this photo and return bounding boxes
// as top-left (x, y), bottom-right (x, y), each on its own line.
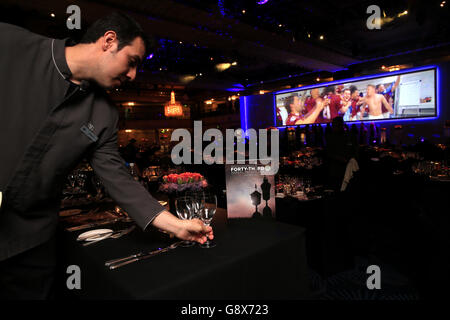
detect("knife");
top-left (66, 217), bottom-right (133, 232)
top-left (106, 241), bottom-right (183, 270)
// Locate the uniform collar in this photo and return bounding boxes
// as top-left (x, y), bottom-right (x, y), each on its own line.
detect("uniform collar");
top-left (52, 38), bottom-right (91, 91)
top-left (52, 38), bottom-right (73, 80)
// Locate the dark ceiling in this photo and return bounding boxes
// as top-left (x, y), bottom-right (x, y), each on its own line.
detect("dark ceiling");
top-left (1, 0), bottom-right (449, 101)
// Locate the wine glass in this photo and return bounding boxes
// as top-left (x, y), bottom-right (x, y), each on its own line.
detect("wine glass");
top-left (185, 191), bottom-right (205, 218)
top-left (76, 172), bottom-right (88, 193)
top-left (68, 172), bottom-right (77, 193)
top-left (175, 196), bottom-right (195, 247)
top-left (198, 193), bottom-right (217, 249)
top-left (91, 175), bottom-right (103, 200)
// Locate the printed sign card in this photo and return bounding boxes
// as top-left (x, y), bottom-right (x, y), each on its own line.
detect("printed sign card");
top-left (225, 163), bottom-right (276, 219)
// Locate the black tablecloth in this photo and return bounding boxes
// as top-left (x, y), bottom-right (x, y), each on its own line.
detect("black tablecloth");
top-left (56, 209), bottom-right (310, 300)
top-left (275, 195), bottom-right (354, 278)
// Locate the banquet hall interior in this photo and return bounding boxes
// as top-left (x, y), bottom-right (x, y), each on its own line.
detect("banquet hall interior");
top-left (1, 0), bottom-right (450, 301)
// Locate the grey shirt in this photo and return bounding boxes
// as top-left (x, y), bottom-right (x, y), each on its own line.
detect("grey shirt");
top-left (0, 23), bottom-right (166, 260)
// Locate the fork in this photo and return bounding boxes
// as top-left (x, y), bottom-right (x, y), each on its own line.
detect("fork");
top-left (106, 241), bottom-right (183, 269)
top-left (82, 225), bottom-right (136, 246)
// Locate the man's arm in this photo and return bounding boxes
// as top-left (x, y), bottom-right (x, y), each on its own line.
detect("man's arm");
top-left (391, 76), bottom-right (401, 92)
top-left (295, 99), bottom-right (325, 124)
top-left (381, 95), bottom-right (394, 114)
top-left (88, 122), bottom-right (212, 242)
top-left (339, 100), bottom-right (352, 115)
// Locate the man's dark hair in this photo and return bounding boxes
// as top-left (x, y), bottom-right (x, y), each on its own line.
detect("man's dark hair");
top-left (322, 86), bottom-right (335, 95)
top-left (349, 85), bottom-right (358, 95)
top-left (375, 84), bottom-right (383, 90)
top-left (284, 95), bottom-right (297, 109)
top-left (80, 12), bottom-right (155, 58)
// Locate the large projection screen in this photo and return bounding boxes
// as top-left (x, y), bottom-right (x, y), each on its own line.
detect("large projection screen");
top-left (274, 67), bottom-right (437, 126)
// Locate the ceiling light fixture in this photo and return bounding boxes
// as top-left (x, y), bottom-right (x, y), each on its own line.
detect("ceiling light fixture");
top-left (216, 63), bottom-right (232, 71)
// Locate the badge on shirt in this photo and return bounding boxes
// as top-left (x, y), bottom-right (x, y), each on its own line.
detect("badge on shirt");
top-left (80, 122), bottom-right (98, 142)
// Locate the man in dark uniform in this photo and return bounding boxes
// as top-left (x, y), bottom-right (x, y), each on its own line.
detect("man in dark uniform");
top-left (0, 12), bottom-right (213, 299)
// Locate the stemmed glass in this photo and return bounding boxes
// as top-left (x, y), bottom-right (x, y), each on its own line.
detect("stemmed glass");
top-left (68, 172), bottom-right (77, 193)
top-left (186, 191), bottom-right (205, 218)
top-left (175, 196), bottom-right (196, 247)
top-left (91, 175), bottom-right (103, 200)
top-left (198, 193), bottom-right (217, 249)
top-left (76, 172), bottom-right (88, 194)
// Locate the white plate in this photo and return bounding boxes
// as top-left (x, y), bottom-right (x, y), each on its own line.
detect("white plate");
top-left (77, 229), bottom-right (113, 242)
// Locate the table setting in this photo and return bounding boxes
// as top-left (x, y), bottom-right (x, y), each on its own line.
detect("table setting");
top-left (57, 202), bottom-right (309, 299)
top-left (55, 166), bottom-right (311, 299)
top-left (275, 175), bottom-right (328, 202)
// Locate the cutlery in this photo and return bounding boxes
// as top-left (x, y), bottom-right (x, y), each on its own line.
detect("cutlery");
top-left (66, 216), bottom-right (133, 232)
top-left (81, 225), bottom-right (136, 246)
top-left (106, 241), bottom-right (183, 270)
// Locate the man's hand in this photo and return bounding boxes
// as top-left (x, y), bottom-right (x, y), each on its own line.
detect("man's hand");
top-left (175, 219), bottom-right (214, 244)
top-left (315, 98), bottom-right (325, 111)
top-left (151, 210), bottom-right (214, 244)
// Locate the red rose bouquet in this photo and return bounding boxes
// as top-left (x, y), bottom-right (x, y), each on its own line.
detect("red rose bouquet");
top-left (159, 172), bottom-right (208, 194)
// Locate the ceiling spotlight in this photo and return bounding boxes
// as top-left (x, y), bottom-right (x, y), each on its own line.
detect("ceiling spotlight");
top-left (242, 9), bottom-right (246, 14)
top-left (381, 65), bottom-right (386, 70)
top-left (216, 63), bottom-right (231, 71)
top-left (278, 24), bottom-right (282, 27)
top-left (50, 13), bottom-right (55, 18)
top-left (307, 33), bottom-right (311, 38)
top-left (316, 77), bottom-right (320, 82)
top-left (231, 61), bottom-right (237, 66)
top-left (319, 35), bottom-right (324, 40)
